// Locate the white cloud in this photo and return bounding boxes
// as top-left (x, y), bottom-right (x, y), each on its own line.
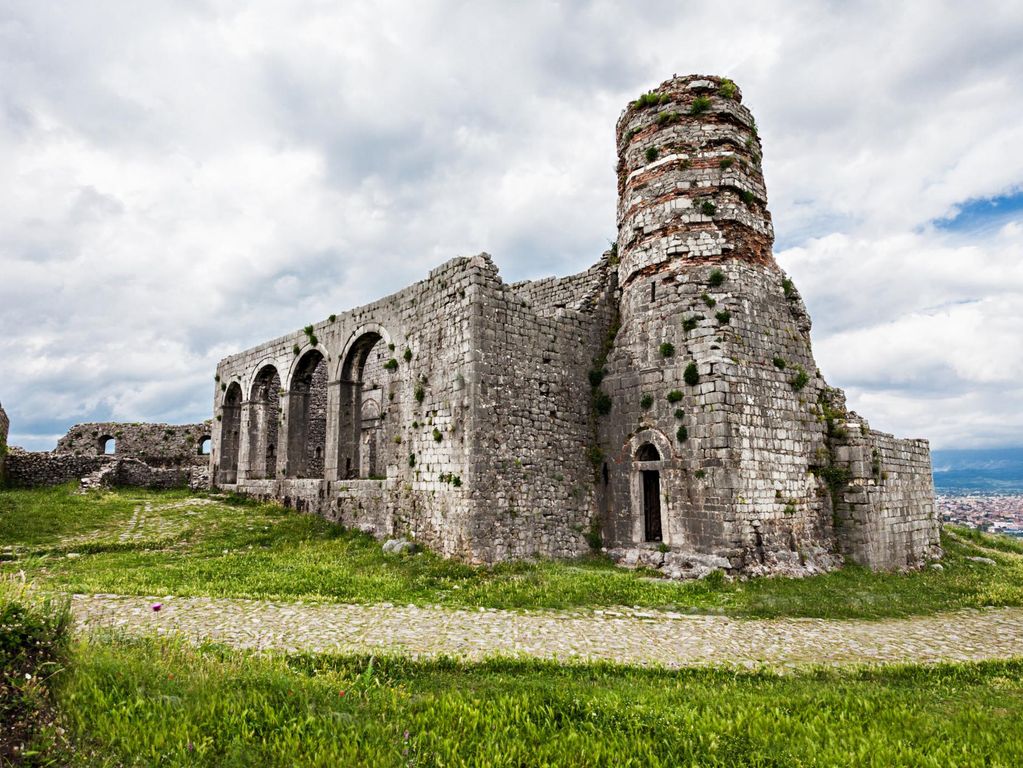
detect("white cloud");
top-left (1, 1), bottom-right (1022, 450)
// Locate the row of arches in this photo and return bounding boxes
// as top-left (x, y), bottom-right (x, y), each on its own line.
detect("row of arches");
top-left (216, 331), bottom-right (392, 484)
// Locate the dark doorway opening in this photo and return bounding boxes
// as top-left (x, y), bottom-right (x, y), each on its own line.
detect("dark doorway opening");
top-left (642, 469), bottom-right (662, 542)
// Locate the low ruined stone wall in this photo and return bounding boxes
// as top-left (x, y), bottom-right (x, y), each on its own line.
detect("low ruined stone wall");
top-left (4, 449), bottom-right (209, 491)
top-left (834, 427), bottom-right (941, 569)
top-left (4, 450), bottom-right (109, 487)
top-left (56, 421), bottom-right (212, 467)
top-left (0, 402), bottom-right (9, 484)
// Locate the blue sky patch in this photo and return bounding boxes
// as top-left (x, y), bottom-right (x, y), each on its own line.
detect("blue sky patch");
top-left (935, 189), bottom-right (1023, 232)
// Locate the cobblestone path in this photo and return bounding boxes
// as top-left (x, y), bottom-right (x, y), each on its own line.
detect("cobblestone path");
top-left (71, 595), bottom-right (1023, 668)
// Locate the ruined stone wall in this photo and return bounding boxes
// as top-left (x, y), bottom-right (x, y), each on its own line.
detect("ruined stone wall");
top-left (56, 421), bottom-right (213, 467)
top-left (214, 255), bottom-right (484, 557)
top-left (830, 418), bottom-right (941, 569)
top-left (4, 450), bottom-right (109, 487)
top-left (0, 401), bottom-right (9, 484)
top-left (466, 258), bottom-right (616, 560)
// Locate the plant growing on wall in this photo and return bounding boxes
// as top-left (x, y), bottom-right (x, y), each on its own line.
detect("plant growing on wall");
top-left (689, 95), bottom-right (712, 115)
top-left (718, 79), bottom-right (737, 99)
top-left (676, 425), bottom-right (688, 442)
top-left (403, 348), bottom-right (412, 363)
top-left (432, 428), bottom-right (443, 442)
top-left (715, 310), bottom-right (731, 325)
top-left (718, 157), bottom-right (734, 170)
top-left (640, 394), bottom-right (654, 410)
top-left (384, 358), bottom-right (399, 372)
top-left (645, 146), bottom-right (659, 162)
top-left (634, 91), bottom-right (670, 108)
top-left (659, 342), bottom-right (675, 358)
top-left (773, 356), bottom-right (787, 370)
top-left (708, 269), bottom-right (726, 287)
top-left (782, 278), bottom-right (795, 298)
top-left (684, 362), bottom-right (700, 386)
top-left (674, 408), bottom-right (685, 419)
top-left (682, 316), bottom-right (701, 332)
top-left (700, 200), bottom-right (716, 216)
top-left (593, 390), bottom-right (612, 416)
top-left (701, 293), bottom-right (716, 308)
top-left (666, 390), bottom-right (683, 403)
top-left (792, 365), bottom-right (810, 391)
top-left (415, 385), bottom-right (425, 404)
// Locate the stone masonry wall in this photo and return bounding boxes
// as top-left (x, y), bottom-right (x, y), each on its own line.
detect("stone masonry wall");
top-left (466, 258), bottom-right (616, 560)
top-left (214, 255), bottom-right (484, 558)
top-left (4, 450), bottom-right (108, 487)
top-left (56, 421), bottom-right (213, 467)
top-left (0, 401), bottom-right (9, 484)
top-left (829, 412), bottom-right (941, 569)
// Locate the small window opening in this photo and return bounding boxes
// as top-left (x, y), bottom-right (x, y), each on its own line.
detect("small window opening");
top-left (651, 281), bottom-right (656, 303)
top-left (602, 462), bottom-right (610, 486)
top-left (99, 436), bottom-right (116, 455)
top-left (198, 437), bottom-right (212, 455)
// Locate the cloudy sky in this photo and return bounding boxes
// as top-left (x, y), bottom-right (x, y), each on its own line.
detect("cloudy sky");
top-left (2, 1), bottom-right (1022, 451)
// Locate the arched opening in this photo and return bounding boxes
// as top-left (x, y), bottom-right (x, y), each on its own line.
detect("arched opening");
top-left (198, 436), bottom-right (212, 456)
top-left (635, 442), bottom-right (662, 542)
top-left (287, 350), bottom-right (327, 478)
top-left (338, 331), bottom-right (390, 479)
top-left (636, 443), bottom-right (660, 461)
top-left (99, 436), bottom-right (116, 455)
top-left (218, 383), bottom-right (242, 484)
top-left (247, 365), bottom-right (281, 479)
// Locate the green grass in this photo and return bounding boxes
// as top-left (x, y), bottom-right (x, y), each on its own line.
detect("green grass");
top-left (46, 636), bottom-right (1023, 766)
top-left (2, 486), bottom-right (1023, 618)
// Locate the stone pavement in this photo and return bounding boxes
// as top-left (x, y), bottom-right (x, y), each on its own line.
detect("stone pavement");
top-left (71, 594), bottom-right (1023, 668)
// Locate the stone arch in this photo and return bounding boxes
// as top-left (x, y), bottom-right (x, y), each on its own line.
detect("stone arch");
top-left (286, 349), bottom-right (328, 478)
top-left (335, 323), bottom-right (393, 380)
top-left (98, 435), bottom-right (116, 455)
top-left (198, 436), bottom-right (212, 456)
top-left (337, 327), bottom-right (393, 479)
top-left (246, 364), bottom-right (281, 479)
top-left (217, 382), bottom-right (243, 484)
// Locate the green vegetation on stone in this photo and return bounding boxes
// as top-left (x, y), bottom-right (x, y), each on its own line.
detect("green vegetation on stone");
top-left (689, 95), bottom-right (712, 115)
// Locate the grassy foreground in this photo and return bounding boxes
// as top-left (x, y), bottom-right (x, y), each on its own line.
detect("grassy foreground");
top-left (2, 484), bottom-right (1023, 618)
top-left (43, 637), bottom-right (1023, 766)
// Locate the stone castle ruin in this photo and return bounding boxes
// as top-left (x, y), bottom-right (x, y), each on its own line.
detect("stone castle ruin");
top-left (210, 75), bottom-right (940, 577)
top-left (2, 419), bottom-right (212, 491)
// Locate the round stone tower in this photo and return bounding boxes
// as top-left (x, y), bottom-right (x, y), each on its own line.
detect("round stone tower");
top-left (598, 74), bottom-right (841, 576)
top-left (615, 74), bottom-right (774, 283)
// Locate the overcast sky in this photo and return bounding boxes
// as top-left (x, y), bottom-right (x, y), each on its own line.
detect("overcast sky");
top-left (2, 1), bottom-right (1022, 451)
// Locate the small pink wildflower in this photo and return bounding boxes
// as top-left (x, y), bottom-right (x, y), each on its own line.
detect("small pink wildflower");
top-left (151, 603), bottom-right (163, 612)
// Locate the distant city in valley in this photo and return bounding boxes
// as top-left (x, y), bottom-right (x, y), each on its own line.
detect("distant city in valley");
top-left (932, 448), bottom-right (1023, 536)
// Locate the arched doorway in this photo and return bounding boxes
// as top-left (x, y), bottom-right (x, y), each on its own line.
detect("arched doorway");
top-left (338, 331), bottom-right (389, 479)
top-left (287, 350), bottom-right (327, 478)
top-left (635, 442), bottom-right (662, 542)
top-left (218, 382), bottom-right (242, 484)
top-left (247, 365), bottom-right (281, 479)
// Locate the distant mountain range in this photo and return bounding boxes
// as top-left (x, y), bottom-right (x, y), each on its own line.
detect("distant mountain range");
top-left (931, 448), bottom-right (1023, 494)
